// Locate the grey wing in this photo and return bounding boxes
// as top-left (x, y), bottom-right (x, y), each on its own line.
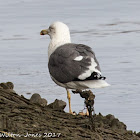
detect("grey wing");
top-left (48, 43), bottom-right (103, 83)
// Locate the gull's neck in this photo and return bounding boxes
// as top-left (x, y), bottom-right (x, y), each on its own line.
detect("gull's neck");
top-left (48, 37), bottom-right (71, 59)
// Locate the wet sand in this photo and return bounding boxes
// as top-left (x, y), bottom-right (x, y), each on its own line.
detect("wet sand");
top-left (0, 82), bottom-right (140, 140)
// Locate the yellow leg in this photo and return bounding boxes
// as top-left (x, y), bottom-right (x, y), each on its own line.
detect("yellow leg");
top-left (66, 89), bottom-right (72, 114)
top-left (86, 109), bottom-right (89, 116)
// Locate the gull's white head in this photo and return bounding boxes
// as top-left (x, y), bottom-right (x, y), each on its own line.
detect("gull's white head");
top-left (40, 21), bottom-right (71, 58)
top-left (40, 21), bottom-right (71, 44)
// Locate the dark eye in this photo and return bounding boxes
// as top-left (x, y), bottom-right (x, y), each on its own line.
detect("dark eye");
top-left (49, 26), bottom-right (54, 30)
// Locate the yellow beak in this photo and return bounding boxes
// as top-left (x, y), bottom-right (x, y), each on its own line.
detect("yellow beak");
top-left (40, 29), bottom-right (49, 35)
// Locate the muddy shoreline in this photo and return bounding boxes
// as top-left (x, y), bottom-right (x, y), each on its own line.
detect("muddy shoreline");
top-left (0, 82), bottom-right (140, 140)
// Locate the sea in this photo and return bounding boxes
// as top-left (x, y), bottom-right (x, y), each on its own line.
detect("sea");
top-left (0, 0), bottom-right (140, 132)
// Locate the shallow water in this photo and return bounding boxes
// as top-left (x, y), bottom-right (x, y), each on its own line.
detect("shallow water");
top-left (0, 0), bottom-right (140, 132)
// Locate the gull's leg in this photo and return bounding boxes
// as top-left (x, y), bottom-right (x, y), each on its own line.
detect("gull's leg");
top-left (86, 109), bottom-right (89, 116)
top-left (66, 89), bottom-right (72, 114)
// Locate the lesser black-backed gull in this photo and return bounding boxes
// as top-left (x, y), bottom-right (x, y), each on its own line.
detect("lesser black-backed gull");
top-left (40, 21), bottom-right (110, 114)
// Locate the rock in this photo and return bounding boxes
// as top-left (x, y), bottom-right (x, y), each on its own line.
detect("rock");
top-left (41, 98), bottom-right (48, 107)
top-left (30, 93), bottom-right (41, 101)
top-left (30, 93), bottom-right (47, 107)
top-left (0, 83), bottom-right (9, 89)
top-left (110, 118), bottom-right (126, 130)
top-left (48, 99), bottom-right (66, 111)
top-left (0, 82), bottom-right (16, 93)
top-left (127, 130), bottom-right (133, 135)
top-left (6, 82), bottom-right (14, 89)
top-left (136, 132), bottom-right (140, 138)
top-left (106, 114), bottom-right (115, 121)
top-left (21, 95), bottom-right (25, 98)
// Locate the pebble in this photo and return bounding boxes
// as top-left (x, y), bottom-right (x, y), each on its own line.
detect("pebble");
top-left (48, 99), bottom-right (66, 111)
top-left (30, 93), bottom-right (47, 107)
